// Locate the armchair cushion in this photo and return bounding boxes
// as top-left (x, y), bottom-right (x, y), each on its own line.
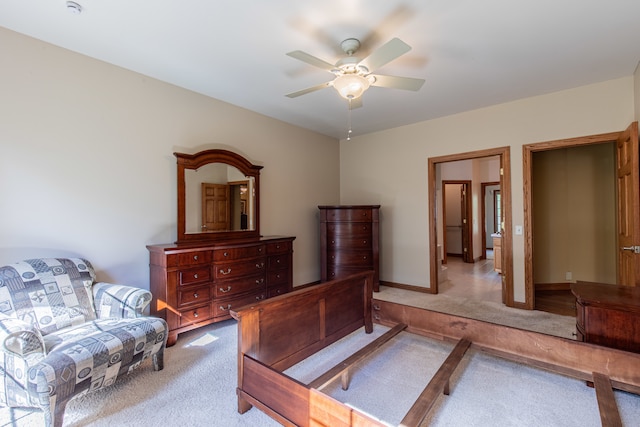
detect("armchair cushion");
top-left (0, 258), bottom-right (97, 335)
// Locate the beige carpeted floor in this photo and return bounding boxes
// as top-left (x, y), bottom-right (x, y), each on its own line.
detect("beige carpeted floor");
top-left (374, 286), bottom-right (578, 339)
top-left (2, 289), bottom-right (638, 426)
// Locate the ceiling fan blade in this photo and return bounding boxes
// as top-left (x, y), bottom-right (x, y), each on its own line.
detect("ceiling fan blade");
top-left (358, 38), bottom-right (411, 72)
top-left (285, 81), bottom-right (332, 98)
top-left (371, 74), bottom-right (425, 91)
top-left (286, 50), bottom-right (336, 72)
top-left (348, 97), bottom-right (363, 109)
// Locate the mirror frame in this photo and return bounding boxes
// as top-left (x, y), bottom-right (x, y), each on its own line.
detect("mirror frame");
top-left (175, 149), bottom-right (263, 243)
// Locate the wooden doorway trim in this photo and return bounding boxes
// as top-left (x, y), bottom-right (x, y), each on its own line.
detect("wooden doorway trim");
top-left (428, 147), bottom-right (512, 305)
top-left (522, 130), bottom-right (623, 309)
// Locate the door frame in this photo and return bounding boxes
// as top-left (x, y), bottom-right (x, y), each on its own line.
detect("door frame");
top-left (428, 146), bottom-right (513, 305)
top-left (522, 129), bottom-right (627, 308)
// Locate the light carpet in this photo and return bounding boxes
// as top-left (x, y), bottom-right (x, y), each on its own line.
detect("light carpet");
top-left (374, 286), bottom-right (577, 339)
top-left (2, 296), bottom-right (638, 426)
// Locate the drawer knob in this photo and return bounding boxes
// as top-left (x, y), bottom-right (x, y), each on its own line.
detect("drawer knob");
top-left (193, 255), bottom-right (198, 261)
top-left (193, 311), bottom-right (199, 318)
top-left (219, 286), bottom-right (232, 293)
top-left (223, 252), bottom-right (228, 257)
top-left (276, 259), bottom-right (281, 264)
top-left (193, 292), bottom-right (199, 298)
top-left (219, 268), bottom-right (232, 275)
top-left (193, 273), bottom-right (198, 279)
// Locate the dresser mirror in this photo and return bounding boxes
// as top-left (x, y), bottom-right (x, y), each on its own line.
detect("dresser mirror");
top-left (175, 149), bottom-right (262, 243)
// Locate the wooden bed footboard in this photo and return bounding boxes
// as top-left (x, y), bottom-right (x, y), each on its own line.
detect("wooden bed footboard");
top-left (231, 271), bottom-right (374, 416)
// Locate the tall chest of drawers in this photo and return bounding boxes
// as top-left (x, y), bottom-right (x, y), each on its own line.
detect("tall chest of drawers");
top-left (319, 205), bottom-right (380, 292)
top-left (148, 236), bottom-right (294, 346)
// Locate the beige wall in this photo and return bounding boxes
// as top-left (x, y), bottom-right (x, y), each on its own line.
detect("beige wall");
top-left (532, 144), bottom-right (617, 285)
top-left (340, 76), bottom-right (635, 302)
top-left (0, 28), bottom-right (340, 288)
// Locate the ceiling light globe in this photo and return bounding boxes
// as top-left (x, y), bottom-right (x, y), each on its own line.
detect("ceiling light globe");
top-left (333, 74), bottom-right (371, 100)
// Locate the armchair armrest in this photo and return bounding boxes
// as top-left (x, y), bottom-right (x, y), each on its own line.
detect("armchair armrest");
top-left (93, 283), bottom-right (152, 319)
top-left (0, 314), bottom-right (46, 360)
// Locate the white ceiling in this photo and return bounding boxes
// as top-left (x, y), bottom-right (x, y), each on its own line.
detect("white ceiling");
top-left (2, 0), bottom-right (640, 140)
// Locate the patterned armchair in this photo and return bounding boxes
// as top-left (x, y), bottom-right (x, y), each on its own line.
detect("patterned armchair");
top-left (0, 258), bottom-right (168, 427)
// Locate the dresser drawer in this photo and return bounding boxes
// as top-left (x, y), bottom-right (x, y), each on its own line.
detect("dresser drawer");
top-left (266, 240), bottom-right (292, 255)
top-left (179, 304), bottom-right (212, 326)
top-left (326, 266), bottom-right (371, 281)
top-left (214, 292), bottom-right (266, 318)
top-left (267, 269), bottom-right (289, 287)
top-left (327, 235), bottom-right (373, 249)
top-left (268, 285), bottom-right (289, 298)
top-left (327, 222), bottom-right (372, 236)
top-left (178, 267), bottom-right (211, 286)
top-left (327, 250), bottom-right (373, 268)
top-left (214, 274), bottom-right (265, 298)
top-left (214, 258), bottom-right (266, 280)
top-left (177, 285), bottom-right (211, 308)
top-left (268, 254), bottom-right (290, 270)
top-left (167, 251), bottom-right (211, 267)
top-left (324, 208), bottom-right (374, 222)
top-left (213, 245), bottom-right (265, 261)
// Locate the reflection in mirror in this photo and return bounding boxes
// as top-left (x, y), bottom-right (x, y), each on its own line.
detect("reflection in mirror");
top-left (185, 164), bottom-right (256, 233)
top-left (175, 149), bottom-right (262, 243)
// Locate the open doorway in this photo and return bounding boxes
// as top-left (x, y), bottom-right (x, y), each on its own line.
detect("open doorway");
top-left (428, 146), bottom-right (514, 307)
top-left (523, 122), bottom-right (640, 312)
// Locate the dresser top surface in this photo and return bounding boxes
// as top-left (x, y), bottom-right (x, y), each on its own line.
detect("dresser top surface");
top-left (571, 281), bottom-right (640, 312)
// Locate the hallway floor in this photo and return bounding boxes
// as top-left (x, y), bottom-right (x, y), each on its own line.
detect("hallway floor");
top-left (441, 254), bottom-right (576, 317)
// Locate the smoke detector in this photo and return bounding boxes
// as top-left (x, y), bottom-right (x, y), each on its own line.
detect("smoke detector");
top-left (66, 1), bottom-right (83, 14)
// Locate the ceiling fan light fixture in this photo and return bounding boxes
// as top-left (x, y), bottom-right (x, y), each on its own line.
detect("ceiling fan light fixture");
top-left (333, 74), bottom-right (371, 100)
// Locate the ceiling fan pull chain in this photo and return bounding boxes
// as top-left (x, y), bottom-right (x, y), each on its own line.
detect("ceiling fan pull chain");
top-left (347, 99), bottom-right (353, 141)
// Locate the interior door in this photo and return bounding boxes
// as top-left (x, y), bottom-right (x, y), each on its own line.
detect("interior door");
top-left (202, 183), bottom-right (230, 231)
top-left (616, 121), bottom-right (640, 286)
top-left (460, 183), bottom-right (473, 263)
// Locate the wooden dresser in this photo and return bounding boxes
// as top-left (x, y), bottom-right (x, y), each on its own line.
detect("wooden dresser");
top-left (148, 236), bottom-right (295, 346)
top-left (571, 281), bottom-right (640, 353)
top-left (319, 205), bottom-right (380, 292)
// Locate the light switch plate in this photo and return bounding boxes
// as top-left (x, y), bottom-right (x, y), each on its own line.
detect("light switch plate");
top-left (515, 225), bottom-right (523, 235)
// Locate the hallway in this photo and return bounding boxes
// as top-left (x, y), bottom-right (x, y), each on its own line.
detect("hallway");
top-left (440, 255), bottom-right (502, 303)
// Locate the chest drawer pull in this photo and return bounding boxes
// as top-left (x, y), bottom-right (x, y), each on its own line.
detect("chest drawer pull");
top-left (256, 262), bottom-right (265, 269)
top-left (255, 278), bottom-right (264, 285)
top-left (193, 255), bottom-right (199, 261)
top-left (219, 285), bottom-right (232, 293)
top-left (193, 292), bottom-right (199, 298)
top-left (219, 268), bottom-right (232, 275)
top-left (219, 304), bottom-right (232, 312)
top-left (193, 310), bottom-right (199, 318)
top-left (256, 294), bottom-right (266, 301)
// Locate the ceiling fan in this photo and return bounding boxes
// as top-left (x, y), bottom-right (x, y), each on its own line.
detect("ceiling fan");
top-left (285, 37), bottom-right (425, 108)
